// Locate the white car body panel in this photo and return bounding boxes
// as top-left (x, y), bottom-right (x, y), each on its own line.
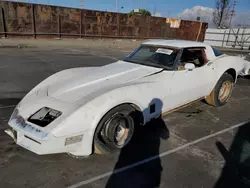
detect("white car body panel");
top-left (6, 40), bottom-right (250, 157)
top-left (170, 64), bottom-right (217, 107)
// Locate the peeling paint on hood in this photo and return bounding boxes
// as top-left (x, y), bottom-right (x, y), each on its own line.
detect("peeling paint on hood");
top-left (47, 60), bottom-right (162, 103)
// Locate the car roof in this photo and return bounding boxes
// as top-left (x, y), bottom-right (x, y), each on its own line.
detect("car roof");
top-left (142, 39), bottom-right (210, 49)
top-left (142, 39), bottom-right (217, 60)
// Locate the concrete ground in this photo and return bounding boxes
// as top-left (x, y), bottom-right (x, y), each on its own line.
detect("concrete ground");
top-left (0, 38), bottom-right (142, 51)
top-left (1, 38), bottom-right (249, 54)
top-left (0, 46), bottom-right (250, 188)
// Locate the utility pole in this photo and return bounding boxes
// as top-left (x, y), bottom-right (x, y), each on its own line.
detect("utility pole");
top-left (153, 5), bottom-right (156, 16)
top-left (80, 0), bottom-right (84, 9)
top-left (229, 0), bottom-right (237, 28)
top-left (227, 0), bottom-right (237, 48)
top-left (116, 0), bottom-right (118, 12)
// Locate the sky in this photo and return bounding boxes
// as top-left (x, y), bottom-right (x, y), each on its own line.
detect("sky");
top-left (9, 0), bottom-right (250, 27)
top-left (11, 0), bottom-right (249, 16)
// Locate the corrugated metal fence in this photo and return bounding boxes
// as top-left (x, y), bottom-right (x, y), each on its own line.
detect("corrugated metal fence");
top-left (0, 1), bottom-right (208, 41)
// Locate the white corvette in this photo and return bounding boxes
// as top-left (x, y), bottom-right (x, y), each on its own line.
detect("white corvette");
top-left (5, 40), bottom-right (250, 157)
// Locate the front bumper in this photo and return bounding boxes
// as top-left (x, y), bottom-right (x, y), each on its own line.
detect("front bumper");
top-left (5, 111), bottom-right (84, 155)
top-left (5, 126), bottom-right (83, 155)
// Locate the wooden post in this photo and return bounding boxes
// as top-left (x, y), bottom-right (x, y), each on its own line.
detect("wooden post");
top-left (82, 9), bottom-right (86, 37)
top-left (79, 9), bottom-right (82, 38)
top-left (58, 13), bottom-right (61, 38)
top-left (100, 16), bottom-right (102, 38)
top-left (196, 22), bottom-right (202, 41)
top-left (222, 30), bottom-right (226, 47)
top-left (31, 4), bottom-right (36, 39)
top-left (147, 16), bottom-right (151, 38)
top-left (117, 13), bottom-right (120, 37)
top-left (1, 7), bottom-right (7, 38)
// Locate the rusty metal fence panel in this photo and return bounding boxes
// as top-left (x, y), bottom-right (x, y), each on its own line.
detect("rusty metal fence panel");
top-left (149, 17), bottom-right (166, 38)
top-left (100, 12), bottom-right (119, 37)
top-left (60, 7), bottom-right (80, 35)
top-left (1, 2), bottom-right (33, 35)
top-left (0, 7), bottom-right (3, 34)
top-left (0, 1), bottom-right (208, 41)
top-left (35, 5), bottom-right (59, 35)
top-left (84, 10), bottom-right (101, 36)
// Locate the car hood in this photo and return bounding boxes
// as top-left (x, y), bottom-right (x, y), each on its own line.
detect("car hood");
top-left (46, 60), bottom-right (162, 103)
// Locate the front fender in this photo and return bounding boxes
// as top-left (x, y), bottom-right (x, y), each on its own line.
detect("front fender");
top-left (51, 82), bottom-right (151, 155)
top-left (51, 81), bottom-right (160, 155)
top-left (51, 82), bottom-right (151, 136)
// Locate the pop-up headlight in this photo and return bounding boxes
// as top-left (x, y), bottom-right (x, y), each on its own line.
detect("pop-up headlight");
top-left (28, 107), bottom-right (62, 127)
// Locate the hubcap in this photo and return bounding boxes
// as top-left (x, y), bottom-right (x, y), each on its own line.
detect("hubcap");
top-left (218, 81), bottom-right (232, 102)
top-left (114, 118), bottom-right (130, 147)
top-left (116, 124), bottom-right (126, 140)
top-left (104, 114), bottom-right (134, 148)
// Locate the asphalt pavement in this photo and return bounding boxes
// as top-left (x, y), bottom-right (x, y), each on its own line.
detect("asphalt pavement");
top-left (0, 47), bottom-right (250, 188)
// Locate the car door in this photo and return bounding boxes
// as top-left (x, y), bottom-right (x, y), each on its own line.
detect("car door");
top-left (167, 48), bottom-right (216, 109)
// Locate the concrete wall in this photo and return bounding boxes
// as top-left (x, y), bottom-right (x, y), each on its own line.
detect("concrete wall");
top-left (0, 1), bottom-right (208, 41)
top-left (204, 28), bottom-right (250, 50)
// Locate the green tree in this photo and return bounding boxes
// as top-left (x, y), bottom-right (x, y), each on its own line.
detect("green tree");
top-left (196, 16), bottom-right (201, 21)
top-left (128, 9), bottom-right (151, 16)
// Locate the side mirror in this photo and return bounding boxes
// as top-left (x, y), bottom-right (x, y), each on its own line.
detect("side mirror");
top-left (184, 63), bottom-right (195, 71)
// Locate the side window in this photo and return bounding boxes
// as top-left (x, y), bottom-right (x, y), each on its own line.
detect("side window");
top-left (178, 48), bottom-right (206, 70)
top-left (212, 47), bottom-right (224, 57)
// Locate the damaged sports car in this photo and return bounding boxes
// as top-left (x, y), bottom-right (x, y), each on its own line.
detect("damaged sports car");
top-left (5, 40), bottom-right (250, 157)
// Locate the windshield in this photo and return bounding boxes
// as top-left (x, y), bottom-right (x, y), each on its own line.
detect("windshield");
top-left (124, 45), bottom-right (179, 69)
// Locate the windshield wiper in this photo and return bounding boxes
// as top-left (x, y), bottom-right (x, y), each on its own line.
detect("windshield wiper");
top-left (143, 69), bottom-right (165, 77)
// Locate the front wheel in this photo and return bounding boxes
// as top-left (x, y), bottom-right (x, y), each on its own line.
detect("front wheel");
top-left (205, 73), bottom-right (234, 107)
top-left (94, 104), bottom-right (136, 155)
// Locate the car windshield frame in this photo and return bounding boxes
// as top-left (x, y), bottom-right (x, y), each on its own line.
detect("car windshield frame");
top-left (124, 44), bottom-right (181, 70)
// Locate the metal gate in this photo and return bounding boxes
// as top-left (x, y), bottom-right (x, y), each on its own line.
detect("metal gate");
top-left (226, 28), bottom-right (250, 50)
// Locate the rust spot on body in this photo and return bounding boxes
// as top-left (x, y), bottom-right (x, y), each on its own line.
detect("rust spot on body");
top-left (162, 97), bottom-right (205, 117)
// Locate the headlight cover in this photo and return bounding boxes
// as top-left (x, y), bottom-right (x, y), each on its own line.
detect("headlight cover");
top-left (28, 107), bottom-right (62, 127)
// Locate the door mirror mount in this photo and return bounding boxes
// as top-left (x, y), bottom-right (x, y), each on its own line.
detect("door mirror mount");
top-left (184, 63), bottom-right (195, 71)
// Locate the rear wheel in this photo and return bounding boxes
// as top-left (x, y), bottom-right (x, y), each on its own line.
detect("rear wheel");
top-left (94, 104), bottom-right (137, 155)
top-left (205, 73), bottom-right (234, 107)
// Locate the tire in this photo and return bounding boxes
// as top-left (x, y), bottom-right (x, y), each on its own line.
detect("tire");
top-left (94, 104), bottom-right (137, 155)
top-left (205, 73), bottom-right (234, 107)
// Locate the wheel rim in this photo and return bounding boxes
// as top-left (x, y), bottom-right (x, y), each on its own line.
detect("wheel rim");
top-left (114, 118), bottom-right (130, 147)
top-left (218, 80), bottom-right (232, 102)
top-left (104, 114), bottom-right (134, 148)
